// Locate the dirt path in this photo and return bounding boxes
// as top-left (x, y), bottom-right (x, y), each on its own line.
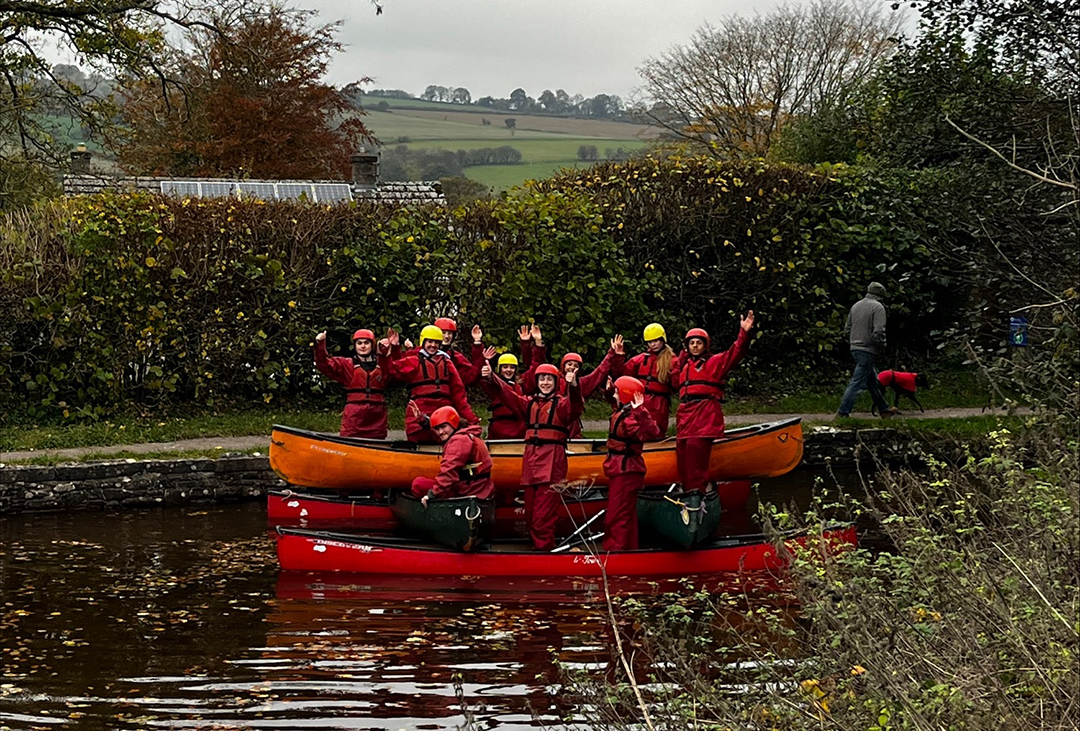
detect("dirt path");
top-left (0, 406), bottom-right (1018, 464)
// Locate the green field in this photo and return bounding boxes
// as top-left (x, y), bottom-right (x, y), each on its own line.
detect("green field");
top-left (362, 108), bottom-right (652, 191)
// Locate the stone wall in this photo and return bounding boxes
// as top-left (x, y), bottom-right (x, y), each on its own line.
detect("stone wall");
top-left (0, 456), bottom-right (283, 514)
top-left (0, 428), bottom-right (928, 514)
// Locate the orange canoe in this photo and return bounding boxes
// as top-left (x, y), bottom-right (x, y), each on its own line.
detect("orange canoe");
top-left (269, 418), bottom-right (803, 492)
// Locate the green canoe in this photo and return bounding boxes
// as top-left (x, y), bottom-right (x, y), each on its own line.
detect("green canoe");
top-left (637, 489), bottom-right (722, 549)
top-left (389, 493), bottom-right (496, 551)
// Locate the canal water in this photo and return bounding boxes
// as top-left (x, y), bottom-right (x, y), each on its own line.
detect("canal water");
top-left (0, 467), bottom-right (849, 730)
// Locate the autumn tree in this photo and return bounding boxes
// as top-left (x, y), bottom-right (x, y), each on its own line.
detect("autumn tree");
top-left (0, 0), bottom-right (240, 207)
top-left (637, 0), bottom-right (902, 157)
top-left (114, 3), bottom-right (372, 179)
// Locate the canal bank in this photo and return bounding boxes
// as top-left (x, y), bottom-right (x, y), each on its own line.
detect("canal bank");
top-left (0, 425), bottom-right (935, 514)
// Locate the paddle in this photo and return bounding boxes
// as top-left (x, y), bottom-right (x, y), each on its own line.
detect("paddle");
top-left (552, 510), bottom-right (606, 553)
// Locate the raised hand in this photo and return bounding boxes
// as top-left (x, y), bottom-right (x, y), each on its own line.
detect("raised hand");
top-left (472, 324), bottom-right (483, 344)
top-left (386, 327), bottom-right (400, 346)
top-left (531, 324), bottom-right (542, 343)
top-left (316, 331), bottom-right (327, 342)
top-left (483, 346), bottom-right (497, 360)
top-left (611, 334), bottom-right (625, 355)
top-left (564, 369), bottom-right (577, 385)
top-left (631, 391), bottom-right (645, 409)
top-left (403, 338), bottom-right (414, 350)
top-left (519, 324), bottom-right (530, 340)
top-left (740, 310), bottom-right (755, 332)
top-left (481, 363), bottom-right (492, 378)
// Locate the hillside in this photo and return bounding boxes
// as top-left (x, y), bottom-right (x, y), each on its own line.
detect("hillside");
top-left (359, 100), bottom-right (658, 190)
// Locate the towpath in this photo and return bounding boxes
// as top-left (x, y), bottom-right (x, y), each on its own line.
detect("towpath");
top-left (0, 407), bottom-right (1017, 463)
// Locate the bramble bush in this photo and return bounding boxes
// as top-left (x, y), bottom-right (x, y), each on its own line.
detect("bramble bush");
top-left (0, 154), bottom-right (1058, 418)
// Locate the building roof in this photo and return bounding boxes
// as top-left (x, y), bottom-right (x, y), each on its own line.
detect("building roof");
top-left (62, 174), bottom-right (445, 206)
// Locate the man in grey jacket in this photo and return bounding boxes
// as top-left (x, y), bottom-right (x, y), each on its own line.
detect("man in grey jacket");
top-left (837, 282), bottom-right (899, 418)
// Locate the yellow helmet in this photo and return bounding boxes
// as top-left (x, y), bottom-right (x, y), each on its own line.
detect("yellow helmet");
top-left (419, 325), bottom-right (444, 344)
top-left (497, 353), bottom-right (519, 367)
top-left (643, 322), bottom-right (666, 342)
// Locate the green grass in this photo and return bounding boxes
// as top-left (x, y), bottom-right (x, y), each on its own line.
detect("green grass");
top-left (726, 369), bottom-right (1002, 416)
top-left (406, 137), bottom-right (647, 161)
top-left (365, 110), bottom-right (569, 142)
top-left (466, 161), bottom-right (593, 189)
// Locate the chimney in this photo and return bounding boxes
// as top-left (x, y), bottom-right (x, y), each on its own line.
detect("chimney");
top-left (70, 143), bottom-right (92, 175)
top-left (351, 147), bottom-right (379, 188)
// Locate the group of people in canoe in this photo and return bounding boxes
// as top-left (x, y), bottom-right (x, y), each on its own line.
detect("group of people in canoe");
top-left (314, 312), bottom-right (755, 551)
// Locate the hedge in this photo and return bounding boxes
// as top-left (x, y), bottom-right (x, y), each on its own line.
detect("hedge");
top-left (0, 156), bottom-right (1031, 418)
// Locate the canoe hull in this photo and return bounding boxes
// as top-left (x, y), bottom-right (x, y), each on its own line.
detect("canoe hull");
top-left (388, 493), bottom-right (495, 551)
top-left (637, 490), bottom-right (722, 549)
top-left (269, 419), bottom-right (802, 491)
top-left (274, 525), bottom-right (858, 578)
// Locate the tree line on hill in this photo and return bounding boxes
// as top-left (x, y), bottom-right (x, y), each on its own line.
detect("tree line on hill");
top-left (363, 86), bottom-right (629, 120)
top-left (380, 145), bottom-right (523, 182)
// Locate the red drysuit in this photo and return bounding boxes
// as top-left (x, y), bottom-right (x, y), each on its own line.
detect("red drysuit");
top-left (489, 375), bottom-right (583, 550)
top-left (410, 424), bottom-right (495, 501)
top-left (622, 351), bottom-right (674, 435)
top-left (671, 328), bottom-right (750, 491)
top-left (476, 339), bottom-right (540, 440)
top-left (388, 345), bottom-right (479, 443)
top-left (602, 404), bottom-right (661, 551)
top-left (314, 339), bottom-right (391, 438)
top-left (554, 349), bottom-right (625, 438)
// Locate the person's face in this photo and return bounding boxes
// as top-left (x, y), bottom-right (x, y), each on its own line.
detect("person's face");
top-left (433, 423), bottom-right (455, 443)
top-left (687, 338), bottom-right (706, 356)
top-left (499, 364), bottom-right (517, 380)
top-left (538, 374), bottom-right (556, 395)
top-left (563, 361), bottom-right (581, 375)
top-left (423, 339), bottom-right (440, 355)
top-left (354, 339), bottom-right (373, 356)
top-left (442, 331), bottom-right (455, 347)
top-left (646, 338), bottom-right (665, 354)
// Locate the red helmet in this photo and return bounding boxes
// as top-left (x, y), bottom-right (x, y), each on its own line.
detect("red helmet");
top-left (352, 329), bottom-right (375, 342)
top-left (614, 376), bottom-right (645, 405)
top-left (684, 327), bottom-right (710, 350)
top-left (429, 406), bottom-right (460, 430)
top-left (433, 317), bottom-right (457, 333)
top-left (560, 352), bottom-right (583, 368)
top-left (535, 364), bottom-right (560, 378)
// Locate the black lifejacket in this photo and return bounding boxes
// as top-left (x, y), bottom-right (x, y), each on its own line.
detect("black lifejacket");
top-left (678, 357), bottom-right (725, 404)
top-left (345, 360), bottom-right (387, 405)
top-left (407, 353), bottom-right (452, 402)
top-left (627, 353), bottom-right (672, 398)
top-left (524, 395), bottom-right (570, 445)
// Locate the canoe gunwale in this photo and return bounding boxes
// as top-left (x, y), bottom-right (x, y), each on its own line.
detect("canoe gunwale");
top-left (274, 522), bottom-right (849, 556)
top-left (269, 417), bottom-right (803, 456)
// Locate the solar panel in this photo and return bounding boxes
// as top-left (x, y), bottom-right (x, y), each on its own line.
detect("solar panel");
top-left (277, 183), bottom-right (315, 200)
top-left (199, 181), bottom-right (237, 198)
top-left (312, 183), bottom-right (353, 203)
top-left (238, 182), bottom-right (277, 200)
top-left (160, 180), bottom-right (200, 197)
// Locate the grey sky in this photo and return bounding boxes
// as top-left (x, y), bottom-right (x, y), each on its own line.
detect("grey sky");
top-left (301, 0), bottom-right (787, 100)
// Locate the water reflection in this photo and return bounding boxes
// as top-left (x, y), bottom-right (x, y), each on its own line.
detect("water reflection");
top-left (0, 468), bottom-right (845, 730)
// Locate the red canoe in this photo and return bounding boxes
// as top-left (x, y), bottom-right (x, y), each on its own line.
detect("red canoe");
top-left (274, 525), bottom-right (857, 578)
top-left (266, 481), bottom-right (753, 527)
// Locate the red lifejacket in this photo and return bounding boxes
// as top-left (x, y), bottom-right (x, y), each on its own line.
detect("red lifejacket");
top-left (406, 354), bottom-right (453, 402)
top-left (677, 357), bottom-right (725, 404)
top-left (345, 361), bottom-right (387, 405)
top-left (525, 395), bottom-right (571, 445)
top-left (606, 407), bottom-right (644, 457)
top-left (626, 354), bottom-right (672, 398)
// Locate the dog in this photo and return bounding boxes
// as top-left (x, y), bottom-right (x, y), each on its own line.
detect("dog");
top-left (873, 370), bottom-right (929, 414)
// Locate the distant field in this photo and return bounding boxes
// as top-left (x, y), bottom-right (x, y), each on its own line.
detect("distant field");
top-left (361, 108), bottom-right (653, 191)
top-left (465, 161), bottom-right (594, 190)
